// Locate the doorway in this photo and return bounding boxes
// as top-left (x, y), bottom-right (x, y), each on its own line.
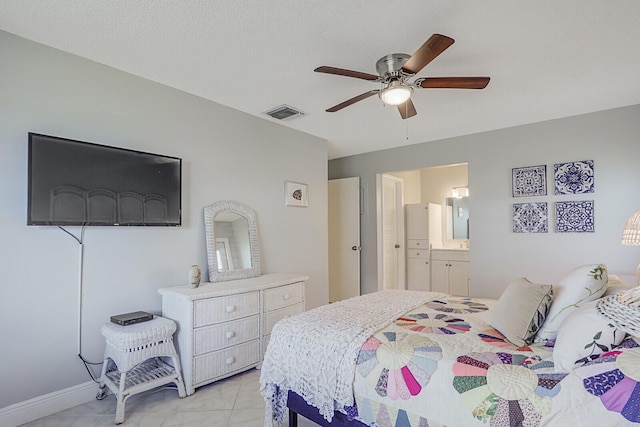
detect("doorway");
top-left (377, 174), bottom-right (405, 291)
top-left (328, 177), bottom-right (361, 302)
top-left (376, 164), bottom-right (468, 292)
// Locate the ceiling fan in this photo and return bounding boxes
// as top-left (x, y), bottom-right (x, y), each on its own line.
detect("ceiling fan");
top-left (315, 34), bottom-right (490, 119)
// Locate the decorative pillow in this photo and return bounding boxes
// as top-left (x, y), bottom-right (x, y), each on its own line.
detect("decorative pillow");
top-left (553, 300), bottom-right (625, 372)
top-left (535, 264), bottom-right (608, 343)
top-left (603, 274), bottom-right (633, 297)
top-left (490, 278), bottom-right (553, 347)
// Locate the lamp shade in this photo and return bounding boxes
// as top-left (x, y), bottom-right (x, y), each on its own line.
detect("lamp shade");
top-left (379, 81), bottom-right (412, 106)
top-left (622, 210), bottom-right (640, 246)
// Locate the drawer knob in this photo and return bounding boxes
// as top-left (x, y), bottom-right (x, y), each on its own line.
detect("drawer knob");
top-left (225, 331), bottom-right (236, 339)
top-left (283, 293), bottom-right (290, 300)
top-left (226, 356), bottom-right (235, 365)
top-left (226, 305), bottom-right (236, 313)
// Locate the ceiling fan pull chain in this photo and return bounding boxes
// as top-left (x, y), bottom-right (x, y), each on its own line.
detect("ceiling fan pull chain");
top-left (406, 113), bottom-right (409, 141)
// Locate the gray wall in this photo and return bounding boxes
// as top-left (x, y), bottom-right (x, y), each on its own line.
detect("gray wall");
top-left (0, 31), bottom-right (328, 408)
top-left (330, 105), bottom-right (640, 297)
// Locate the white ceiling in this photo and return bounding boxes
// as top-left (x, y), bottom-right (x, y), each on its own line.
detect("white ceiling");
top-left (2, 1), bottom-right (640, 159)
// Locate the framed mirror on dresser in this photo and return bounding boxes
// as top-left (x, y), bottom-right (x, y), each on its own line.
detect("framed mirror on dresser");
top-left (204, 200), bottom-right (261, 282)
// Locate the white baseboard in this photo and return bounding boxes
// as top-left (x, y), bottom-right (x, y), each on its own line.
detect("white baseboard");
top-left (0, 380), bottom-right (97, 427)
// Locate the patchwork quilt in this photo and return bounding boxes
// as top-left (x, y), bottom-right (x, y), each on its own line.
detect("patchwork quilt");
top-left (262, 293), bottom-right (640, 426)
top-left (352, 296), bottom-right (640, 426)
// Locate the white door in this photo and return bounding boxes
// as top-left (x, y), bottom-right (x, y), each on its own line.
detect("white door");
top-left (377, 174), bottom-right (405, 291)
top-left (328, 177), bottom-right (360, 302)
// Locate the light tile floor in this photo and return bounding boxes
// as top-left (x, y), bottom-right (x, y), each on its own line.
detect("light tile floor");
top-left (19, 369), bottom-right (318, 427)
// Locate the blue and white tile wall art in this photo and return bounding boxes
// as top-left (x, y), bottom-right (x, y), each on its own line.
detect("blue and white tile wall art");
top-left (513, 202), bottom-right (548, 233)
top-left (512, 165), bottom-right (547, 197)
top-left (554, 160), bottom-right (594, 195)
top-left (555, 200), bottom-right (595, 232)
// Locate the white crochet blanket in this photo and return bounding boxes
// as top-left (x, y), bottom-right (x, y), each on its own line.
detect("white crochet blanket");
top-left (260, 290), bottom-right (443, 426)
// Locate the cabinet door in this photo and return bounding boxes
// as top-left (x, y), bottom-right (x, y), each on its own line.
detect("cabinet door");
top-left (430, 260), bottom-right (449, 294)
top-left (407, 258), bottom-right (430, 291)
top-left (449, 261), bottom-right (469, 296)
top-left (406, 204), bottom-right (429, 239)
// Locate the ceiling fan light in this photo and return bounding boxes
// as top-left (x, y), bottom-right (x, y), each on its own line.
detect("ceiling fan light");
top-left (379, 82), bottom-right (412, 106)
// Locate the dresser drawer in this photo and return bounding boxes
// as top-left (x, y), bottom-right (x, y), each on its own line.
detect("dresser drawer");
top-left (194, 315), bottom-right (259, 355)
top-left (431, 249), bottom-right (469, 262)
top-left (193, 291), bottom-right (259, 327)
top-left (407, 249), bottom-right (429, 259)
top-left (193, 340), bottom-right (260, 386)
top-left (263, 282), bottom-right (304, 312)
top-left (264, 302), bottom-right (304, 336)
top-left (407, 239), bottom-right (429, 249)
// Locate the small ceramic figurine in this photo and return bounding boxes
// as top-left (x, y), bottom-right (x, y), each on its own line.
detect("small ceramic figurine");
top-left (189, 265), bottom-right (201, 288)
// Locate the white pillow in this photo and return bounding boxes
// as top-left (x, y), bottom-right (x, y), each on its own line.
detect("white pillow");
top-left (490, 278), bottom-right (553, 347)
top-left (535, 264), bottom-right (608, 343)
top-left (603, 274), bottom-right (633, 297)
top-left (553, 300), bottom-right (625, 372)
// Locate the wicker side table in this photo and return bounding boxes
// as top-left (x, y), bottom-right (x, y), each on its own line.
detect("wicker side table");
top-left (96, 316), bottom-right (186, 424)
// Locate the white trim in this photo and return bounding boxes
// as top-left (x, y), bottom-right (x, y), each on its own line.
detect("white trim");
top-left (376, 174), bottom-right (383, 291)
top-left (0, 380), bottom-right (97, 427)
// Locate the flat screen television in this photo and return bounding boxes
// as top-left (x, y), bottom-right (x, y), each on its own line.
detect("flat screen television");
top-left (28, 133), bottom-right (182, 226)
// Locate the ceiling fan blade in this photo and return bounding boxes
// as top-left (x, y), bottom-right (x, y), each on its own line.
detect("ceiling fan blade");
top-left (401, 34), bottom-right (455, 75)
top-left (314, 66), bottom-right (380, 81)
top-left (417, 77), bottom-right (490, 89)
top-left (397, 98), bottom-right (417, 119)
top-left (326, 90), bottom-right (379, 112)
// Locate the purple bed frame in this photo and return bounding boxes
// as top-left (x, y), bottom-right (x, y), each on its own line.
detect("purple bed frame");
top-left (286, 391), bottom-right (368, 427)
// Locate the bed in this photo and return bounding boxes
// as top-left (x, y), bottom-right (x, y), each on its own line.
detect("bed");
top-left (260, 265), bottom-right (640, 426)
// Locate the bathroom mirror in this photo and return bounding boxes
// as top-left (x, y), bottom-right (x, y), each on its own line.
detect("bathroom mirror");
top-left (204, 200), bottom-right (261, 282)
top-left (445, 197), bottom-right (469, 240)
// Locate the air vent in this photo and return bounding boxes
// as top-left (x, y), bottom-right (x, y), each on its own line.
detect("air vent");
top-left (263, 105), bottom-right (305, 120)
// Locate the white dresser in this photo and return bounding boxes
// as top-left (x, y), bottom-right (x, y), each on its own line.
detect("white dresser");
top-left (158, 273), bottom-right (307, 395)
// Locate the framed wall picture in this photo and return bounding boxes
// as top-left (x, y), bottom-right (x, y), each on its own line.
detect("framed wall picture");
top-left (554, 160), bottom-right (594, 194)
top-left (284, 181), bottom-right (308, 207)
top-left (512, 165), bottom-right (547, 197)
top-left (555, 200), bottom-right (595, 232)
top-left (513, 202), bottom-right (548, 233)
